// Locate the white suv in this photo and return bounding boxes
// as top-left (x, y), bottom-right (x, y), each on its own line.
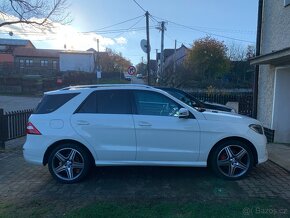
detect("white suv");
top-left (23, 84), bottom-right (268, 183)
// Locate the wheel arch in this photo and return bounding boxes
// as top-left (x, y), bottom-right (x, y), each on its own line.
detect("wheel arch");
top-left (43, 139), bottom-right (95, 166)
top-left (207, 136), bottom-right (258, 167)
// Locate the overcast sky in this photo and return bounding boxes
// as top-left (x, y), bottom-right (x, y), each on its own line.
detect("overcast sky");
top-left (0, 0), bottom-right (258, 65)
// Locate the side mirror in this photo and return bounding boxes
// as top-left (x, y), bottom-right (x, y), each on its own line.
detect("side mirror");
top-left (178, 108), bottom-right (189, 118)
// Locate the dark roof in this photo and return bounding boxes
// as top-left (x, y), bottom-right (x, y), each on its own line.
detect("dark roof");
top-left (0, 38), bottom-right (35, 48)
top-left (87, 48), bottom-right (97, 52)
top-left (250, 47), bottom-right (290, 66)
top-left (156, 47), bottom-right (188, 61)
top-left (60, 50), bottom-right (94, 55)
top-left (164, 49), bottom-right (175, 59)
top-left (13, 48), bottom-right (60, 58)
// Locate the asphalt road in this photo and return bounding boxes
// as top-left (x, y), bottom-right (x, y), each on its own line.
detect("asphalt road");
top-left (131, 76), bottom-right (145, 84)
top-left (0, 95), bottom-right (41, 112)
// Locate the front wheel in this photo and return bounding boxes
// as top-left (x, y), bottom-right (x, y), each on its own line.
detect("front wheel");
top-left (210, 140), bottom-right (254, 180)
top-left (48, 143), bottom-right (91, 183)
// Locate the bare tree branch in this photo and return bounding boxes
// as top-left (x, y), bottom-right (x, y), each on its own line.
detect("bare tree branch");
top-left (0, 0), bottom-right (71, 29)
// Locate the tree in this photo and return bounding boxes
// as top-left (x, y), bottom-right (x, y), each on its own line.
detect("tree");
top-left (226, 44), bottom-right (255, 88)
top-left (135, 62), bottom-right (146, 75)
top-left (185, 36), bottom-right (230, 86)
top-left (0, 0), bottom-right (70, 28)
top-left (99, 48), bottom-right (132, 73)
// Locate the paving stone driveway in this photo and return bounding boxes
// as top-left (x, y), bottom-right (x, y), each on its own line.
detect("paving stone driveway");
top-left (1, 137), bottom-right (290, 207)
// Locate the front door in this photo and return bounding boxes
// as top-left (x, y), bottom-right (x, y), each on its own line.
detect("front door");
top-left (132, 90), bottom-right (200, 162)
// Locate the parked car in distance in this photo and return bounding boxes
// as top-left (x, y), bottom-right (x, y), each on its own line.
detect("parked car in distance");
top-left (123, 73), bottom-right (132, 81)
top-left (158, 87), bottom-right (236, 113)
top-left (136, 74), bottom-right (143, 79)
top-left (23, 84), bottom-right (267, 183)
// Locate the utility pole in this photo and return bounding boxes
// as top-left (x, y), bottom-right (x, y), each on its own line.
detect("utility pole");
top-left (159, 21), bottom-right (166, 76)
top-left (145, 11), bottom-right (151, 85)
top-left (96, 39), bottom-right (100, 83)
top-left (173, 40), bottom-right (177, 74)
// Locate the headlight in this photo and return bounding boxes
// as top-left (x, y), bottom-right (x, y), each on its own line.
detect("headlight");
top-left (249, 124), bottom-right (264, 135)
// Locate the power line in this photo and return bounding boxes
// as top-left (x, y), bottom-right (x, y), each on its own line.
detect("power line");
top-left (149, 14), bottom-right (159, 24)
top-left (164, 32), bottom-right (192, 47)
top-left (132, 0), bottom-right (146, 12)
top-left (113, 15), bottom-right (145, 38)
top-left (82, 15), bottom-right (145, 33)
top-left (151, 15), bottom-right (255, 44)
top-left (0, 25), bottom-right (158, 36)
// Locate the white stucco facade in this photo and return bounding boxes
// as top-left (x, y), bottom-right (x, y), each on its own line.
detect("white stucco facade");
top-left (256, 0), bottom-right (290, 142)
top-left (60, 51), bottom-right (95, 73)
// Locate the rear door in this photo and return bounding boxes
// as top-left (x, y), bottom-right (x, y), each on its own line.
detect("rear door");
top-left (71, 90), bottom-right (136, 161)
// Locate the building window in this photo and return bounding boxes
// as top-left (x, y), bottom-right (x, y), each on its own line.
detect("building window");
top-left (52, 60), bottom-right (58, 69)
top-left (285, 0), bottom-right (290, 7)
top-left (41, 60), bottom-right (48, 67)
top-left (25, 59), bottom-right (33, 66)
top-left (19, 59), bottom-right (24, 68)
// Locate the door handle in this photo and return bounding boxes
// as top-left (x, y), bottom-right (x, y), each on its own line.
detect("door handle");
top-left (138, 121), bottom-right (152, 127)
top-left (76, 120), bottom-right (90, 125)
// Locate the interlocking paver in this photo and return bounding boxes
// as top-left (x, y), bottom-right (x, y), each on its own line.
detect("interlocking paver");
top-left (1, 137), bottom-right (290, 205)
top-left (236, 161), bottom-right (290, 202)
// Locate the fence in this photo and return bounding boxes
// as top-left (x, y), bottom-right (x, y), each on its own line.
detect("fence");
top-left (191, 92), bottom-right (253, 117)
top-left (0, 108), bottom-right (33, 149)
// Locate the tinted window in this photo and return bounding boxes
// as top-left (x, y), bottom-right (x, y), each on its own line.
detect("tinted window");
top-left (77, 92), bottom-right (97, 113)
top-left (96, 90), bottom-right (131, 114)
top-left (34, 93), bottom-right (79, 114)
top-left (133, 91), bottom-right (181, 116)
top-left (76, 90), bottom-right (131, 114)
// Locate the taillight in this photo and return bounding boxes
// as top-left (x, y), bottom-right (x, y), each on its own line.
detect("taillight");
top-left (26, 122), bottom-right (41, 135)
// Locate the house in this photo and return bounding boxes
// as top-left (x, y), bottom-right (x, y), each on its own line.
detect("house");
top-left (149, 59), bottom-right (158, 75)
top-left (0, 38), bottom-right (35, 73)
top-left (0, 38), bottom-right (35, 54)
top-left (251, 0), bottom-right (290, 143)
top-left (156, 49), bottom-right (174, 72)
top-left (13, 47), bottom-right (60, 74)
top-left (156, 45), bottom-right (189, 74)
top-left (59, 50), bottom-right (95, 73)
top-left (164, 45), bottom-right (189, 70)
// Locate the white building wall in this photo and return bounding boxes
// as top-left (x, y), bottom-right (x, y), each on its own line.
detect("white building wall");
top-left (60, 53), bottom-right (95, 73)
top-left (164, 46), bottom-right (188, 69)
top-left (257, 65), bottom-right (275, 127)
top-left (260, 0), bottom-right (290, 55)
top-left (258, 0), bottom-right (290, 127)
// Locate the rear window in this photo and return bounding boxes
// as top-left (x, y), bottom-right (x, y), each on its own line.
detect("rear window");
top-left (34, 93), bottom-right (79, 114)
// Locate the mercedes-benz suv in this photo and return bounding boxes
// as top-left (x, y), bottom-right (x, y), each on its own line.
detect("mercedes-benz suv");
top-left (23, 84), bottom-right (268, 183)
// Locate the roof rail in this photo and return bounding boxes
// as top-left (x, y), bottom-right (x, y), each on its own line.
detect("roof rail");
top-left (61, 84), bottom-right (152, 90)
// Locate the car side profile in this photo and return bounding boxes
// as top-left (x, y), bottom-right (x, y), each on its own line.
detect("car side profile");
top-left (23, 84), bottom-right (268, 183)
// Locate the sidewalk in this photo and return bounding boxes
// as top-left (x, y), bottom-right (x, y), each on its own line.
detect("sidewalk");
top-left (267, 143), bottom-right (290, 172)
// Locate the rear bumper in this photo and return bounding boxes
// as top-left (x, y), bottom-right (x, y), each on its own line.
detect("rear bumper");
top-left (23, 147), bottom-right (43, 165)
top-left (23, 135), bottom-right (52, 165)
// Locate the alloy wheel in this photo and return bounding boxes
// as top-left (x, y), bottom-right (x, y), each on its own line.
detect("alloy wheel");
top-left (216, 145), bottom-right (250, 178)
top-left (51, 148), bottom-right (85, 182)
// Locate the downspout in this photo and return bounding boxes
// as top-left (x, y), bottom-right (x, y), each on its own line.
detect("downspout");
top-left (253, 0), bottom-right (263, 118)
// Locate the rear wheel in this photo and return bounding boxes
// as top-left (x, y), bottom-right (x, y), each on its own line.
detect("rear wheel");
top-left (48, 143), bottom-right (91, 183)
top-left (210, 140), bottom-right (254, 180)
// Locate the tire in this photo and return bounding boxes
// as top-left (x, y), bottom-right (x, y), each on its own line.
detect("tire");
top-left (210, 140), bottom-right (254, 180)
top-left (48, 143), bottom-right (92, 184)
